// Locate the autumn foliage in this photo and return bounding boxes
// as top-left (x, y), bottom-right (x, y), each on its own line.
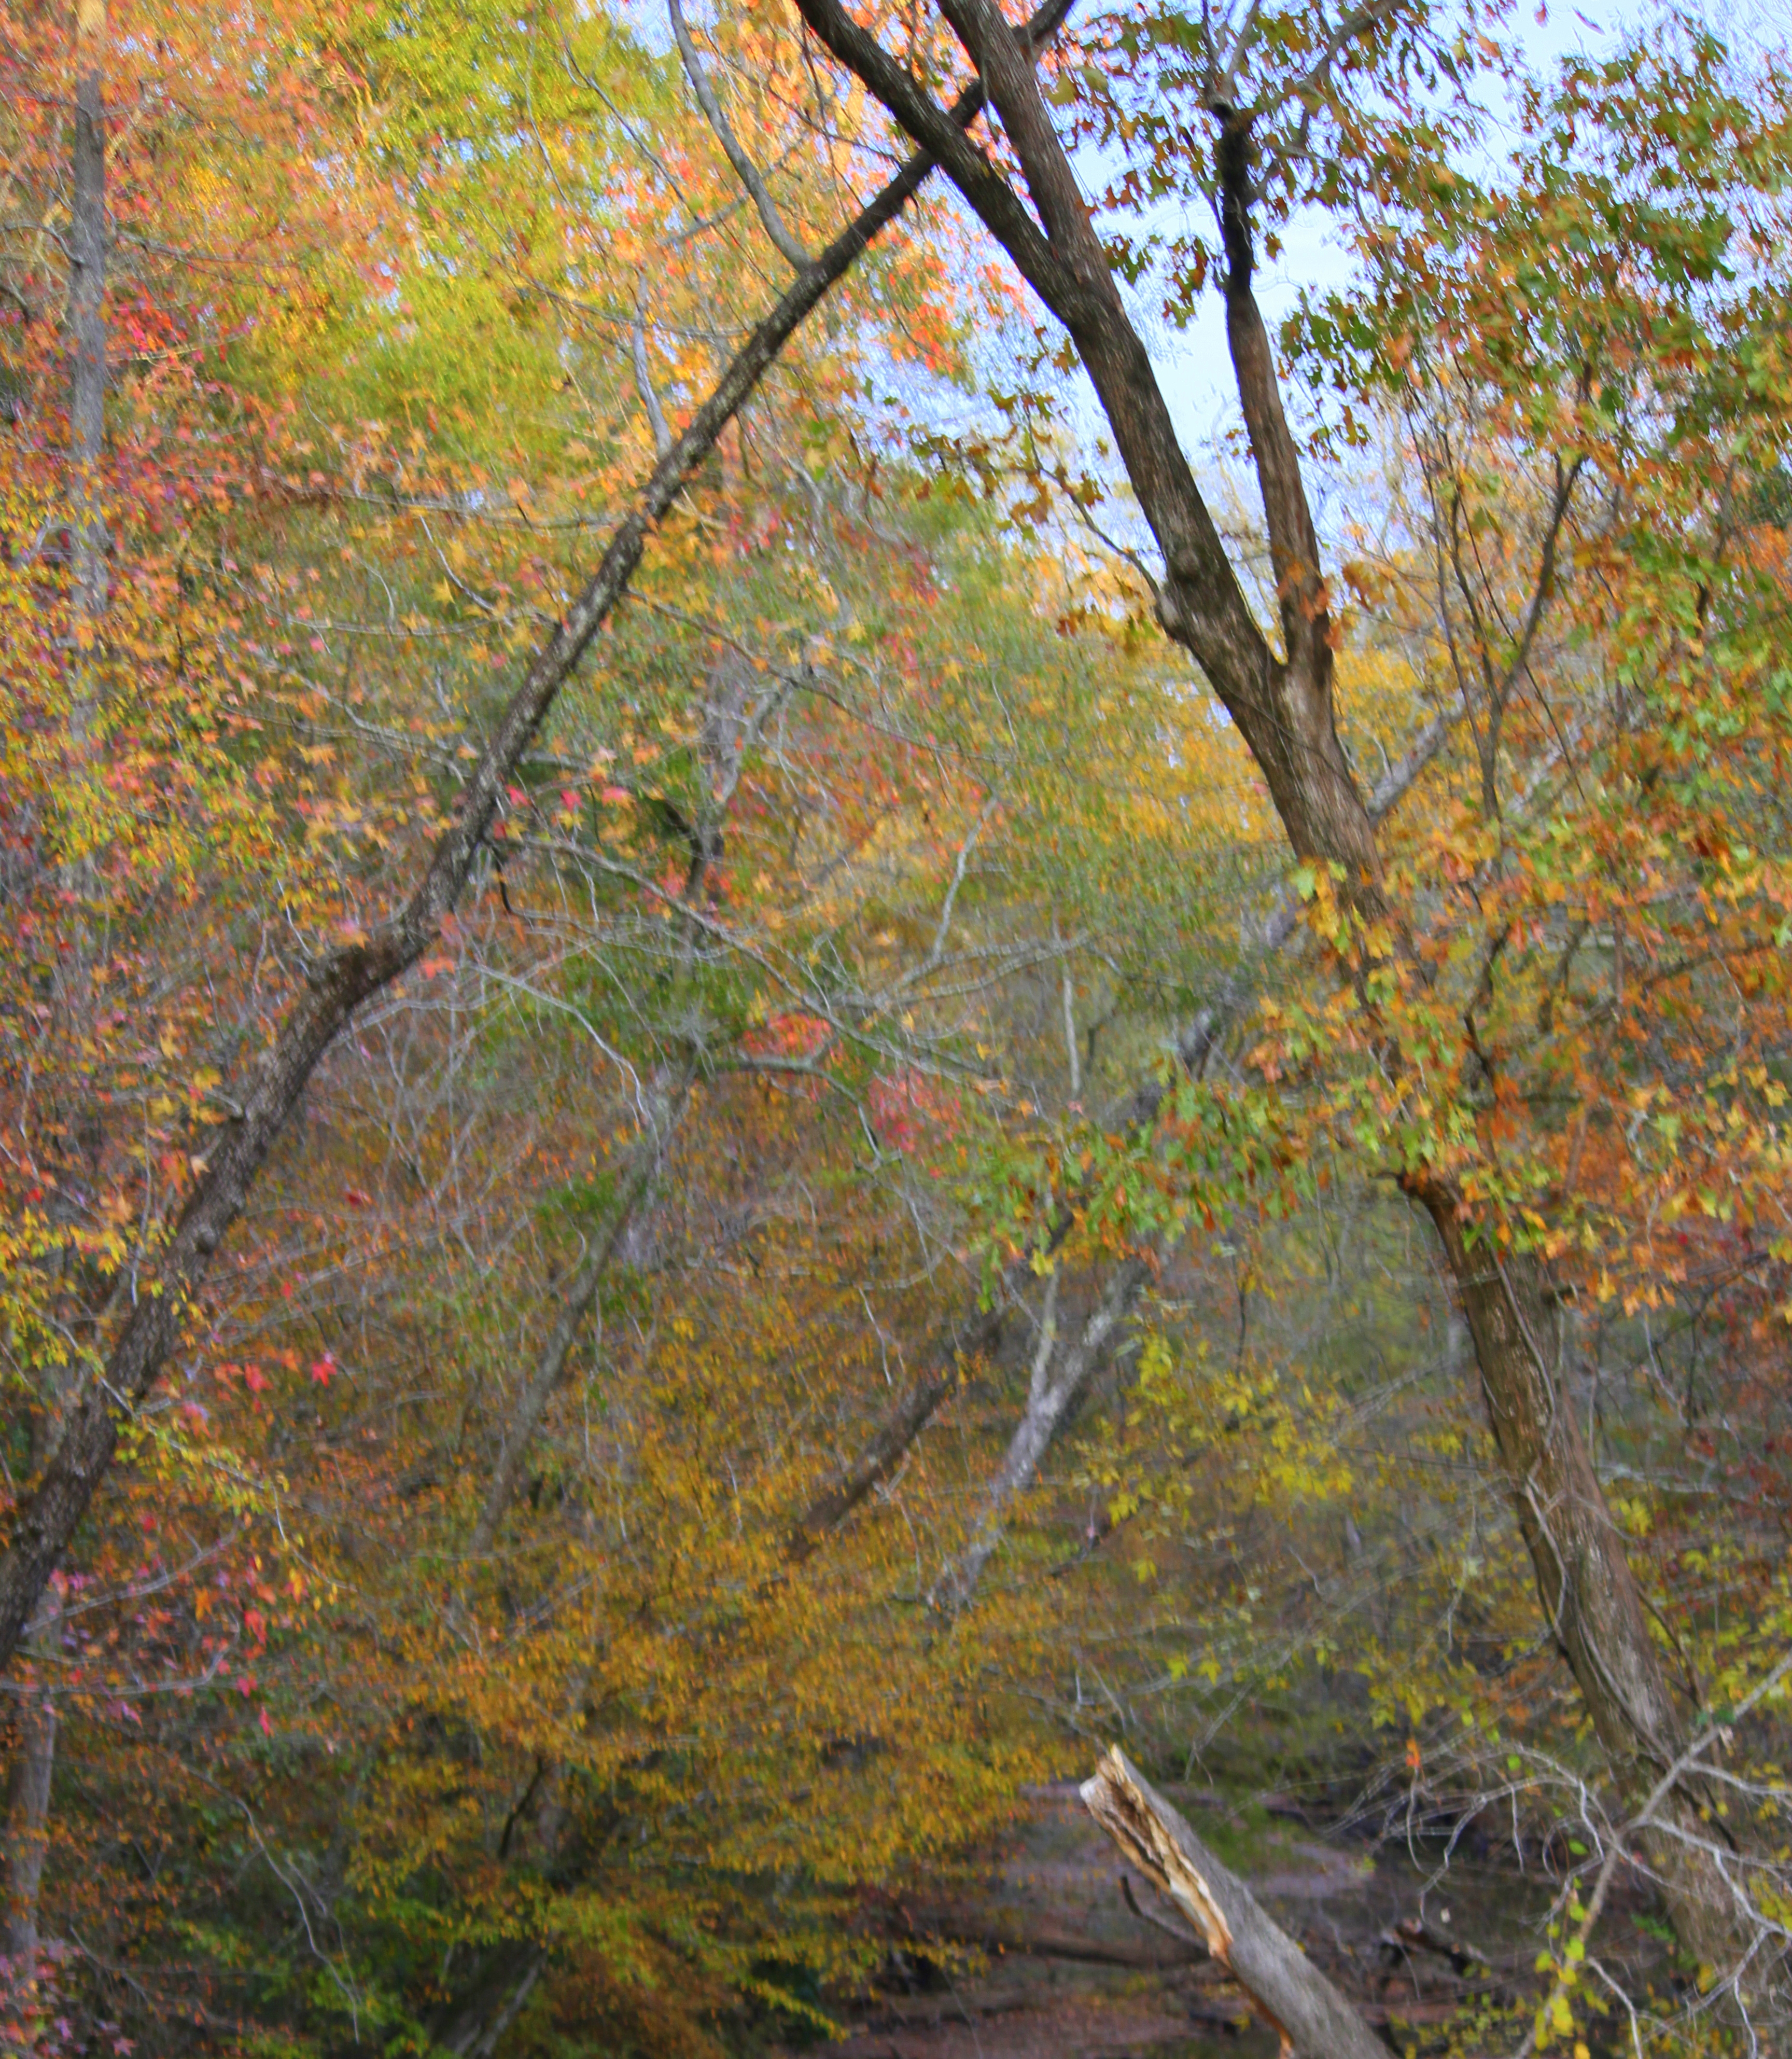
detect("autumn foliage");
top-left (4, 1), bottom-right (1792, 2054)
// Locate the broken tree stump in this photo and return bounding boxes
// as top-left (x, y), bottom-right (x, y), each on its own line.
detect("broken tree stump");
top-left (1080, 1746), bottom-right (1389, 2059)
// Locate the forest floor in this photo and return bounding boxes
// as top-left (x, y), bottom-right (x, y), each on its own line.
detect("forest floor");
top-left (796, 1775), bottom-right (1671, 2058)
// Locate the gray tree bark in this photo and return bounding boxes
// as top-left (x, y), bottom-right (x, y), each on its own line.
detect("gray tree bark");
top-left (1083, 1747), bottom-right (1387, 2059)
top-left (3, 1), bottom-right (109, 1979)
top-left (3, 1594), bottom-right (61, 1977)
top-left (2, 1696), bottom-right (55, 1970)
top-left (929, 1258), bottom-right (1146, 1612)
top-left (68, 0), bottom-right (106, 639)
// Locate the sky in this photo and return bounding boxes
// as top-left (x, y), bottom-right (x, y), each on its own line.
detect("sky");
top-left (1145, 2), bottom-right (1631, 457)
top-left (635, 0), bottom-right (1790, 534)
top-left (1145, 0), bottom-right (1792, 440)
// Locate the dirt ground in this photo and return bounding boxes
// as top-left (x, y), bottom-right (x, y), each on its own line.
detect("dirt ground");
top-left (795, 1778), bottom-right (1621, 2059)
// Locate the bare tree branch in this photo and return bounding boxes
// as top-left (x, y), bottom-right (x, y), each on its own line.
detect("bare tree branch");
top-left (668, 0), bottom-right (811, 269)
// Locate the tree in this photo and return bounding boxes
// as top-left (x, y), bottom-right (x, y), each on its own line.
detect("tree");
top-left (785, 0), bottom-right (1792, 1984)
top-left (0, 0), bottom-right (1062, 1670)
top-left (7, 0), bottom-right (1792, 2048)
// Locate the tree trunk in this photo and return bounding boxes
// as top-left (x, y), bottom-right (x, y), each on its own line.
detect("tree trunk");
top-left (1, 5), bottom-right (106, 1980)
top-left (3, 1595), bottom-right (61, 1981)
top-left (930, 1257), bottom-right (1146, 1611)
top-left (1419, 1187), bottom-right (1744, 1972)
top-left (1082, 1747), bottom-right (1387, 2059)
top-left (789, 0), bottom-right (1751, 1972)
top-left (68, 0), bottom-right (106, 641)
top-left (2, 1699), bottom-right (55, 1973)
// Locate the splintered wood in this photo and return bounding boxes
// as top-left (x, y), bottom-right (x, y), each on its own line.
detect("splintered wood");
top-left (1080, 1746), bottom-right (1234, 1962)
top-left (1081, 1746), bottom-right (1388, 2059)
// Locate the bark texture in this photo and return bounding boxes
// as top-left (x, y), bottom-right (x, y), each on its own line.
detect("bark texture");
top-left (923, 1007), bottom-right (1234, 1608)
top-left (1419, 1188), bottom-right (1744, 1970)
top-left (3, 1596), bottom-right (61, 1972)
top-left (2, 3), bottom-right (109, 1977)
top-left (1082, 1747), bottom-right (1387, 2059)
top-left (3, 1698), bottom-right (55, 1970)
top-left (68, 0), bottom-right (106, 632)
top-left (930, 1257), bottom-right (1146, 1611)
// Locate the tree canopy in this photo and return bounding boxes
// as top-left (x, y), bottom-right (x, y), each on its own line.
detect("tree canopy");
top-left (4, 1), bottom-right (1792, 2054)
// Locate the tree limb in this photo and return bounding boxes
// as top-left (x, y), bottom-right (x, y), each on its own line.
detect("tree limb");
top-left (668, 0), bottom-right (810, 269)
top-left (1082, 1747), bottom-right (1387, 2059)
top-left (469, 1073), bottom-right (692, 1556)
top-left (930, 1258), bottom-right (1147, 1611)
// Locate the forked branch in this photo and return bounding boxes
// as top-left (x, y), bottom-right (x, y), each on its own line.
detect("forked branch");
top-left (668, 0), bottom-right (811, 269)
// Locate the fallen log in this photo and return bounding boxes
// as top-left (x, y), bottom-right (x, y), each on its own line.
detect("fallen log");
top-left (1080, 1747), bottom-right (1388, 2059)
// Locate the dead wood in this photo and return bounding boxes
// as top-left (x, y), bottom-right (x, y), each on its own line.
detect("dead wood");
top-left (1081, 1746), bottom-right (1389, 2059)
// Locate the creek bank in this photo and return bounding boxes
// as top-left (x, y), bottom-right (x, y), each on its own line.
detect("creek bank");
top-left (793, 1776), bottom-right (1674, 2058)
